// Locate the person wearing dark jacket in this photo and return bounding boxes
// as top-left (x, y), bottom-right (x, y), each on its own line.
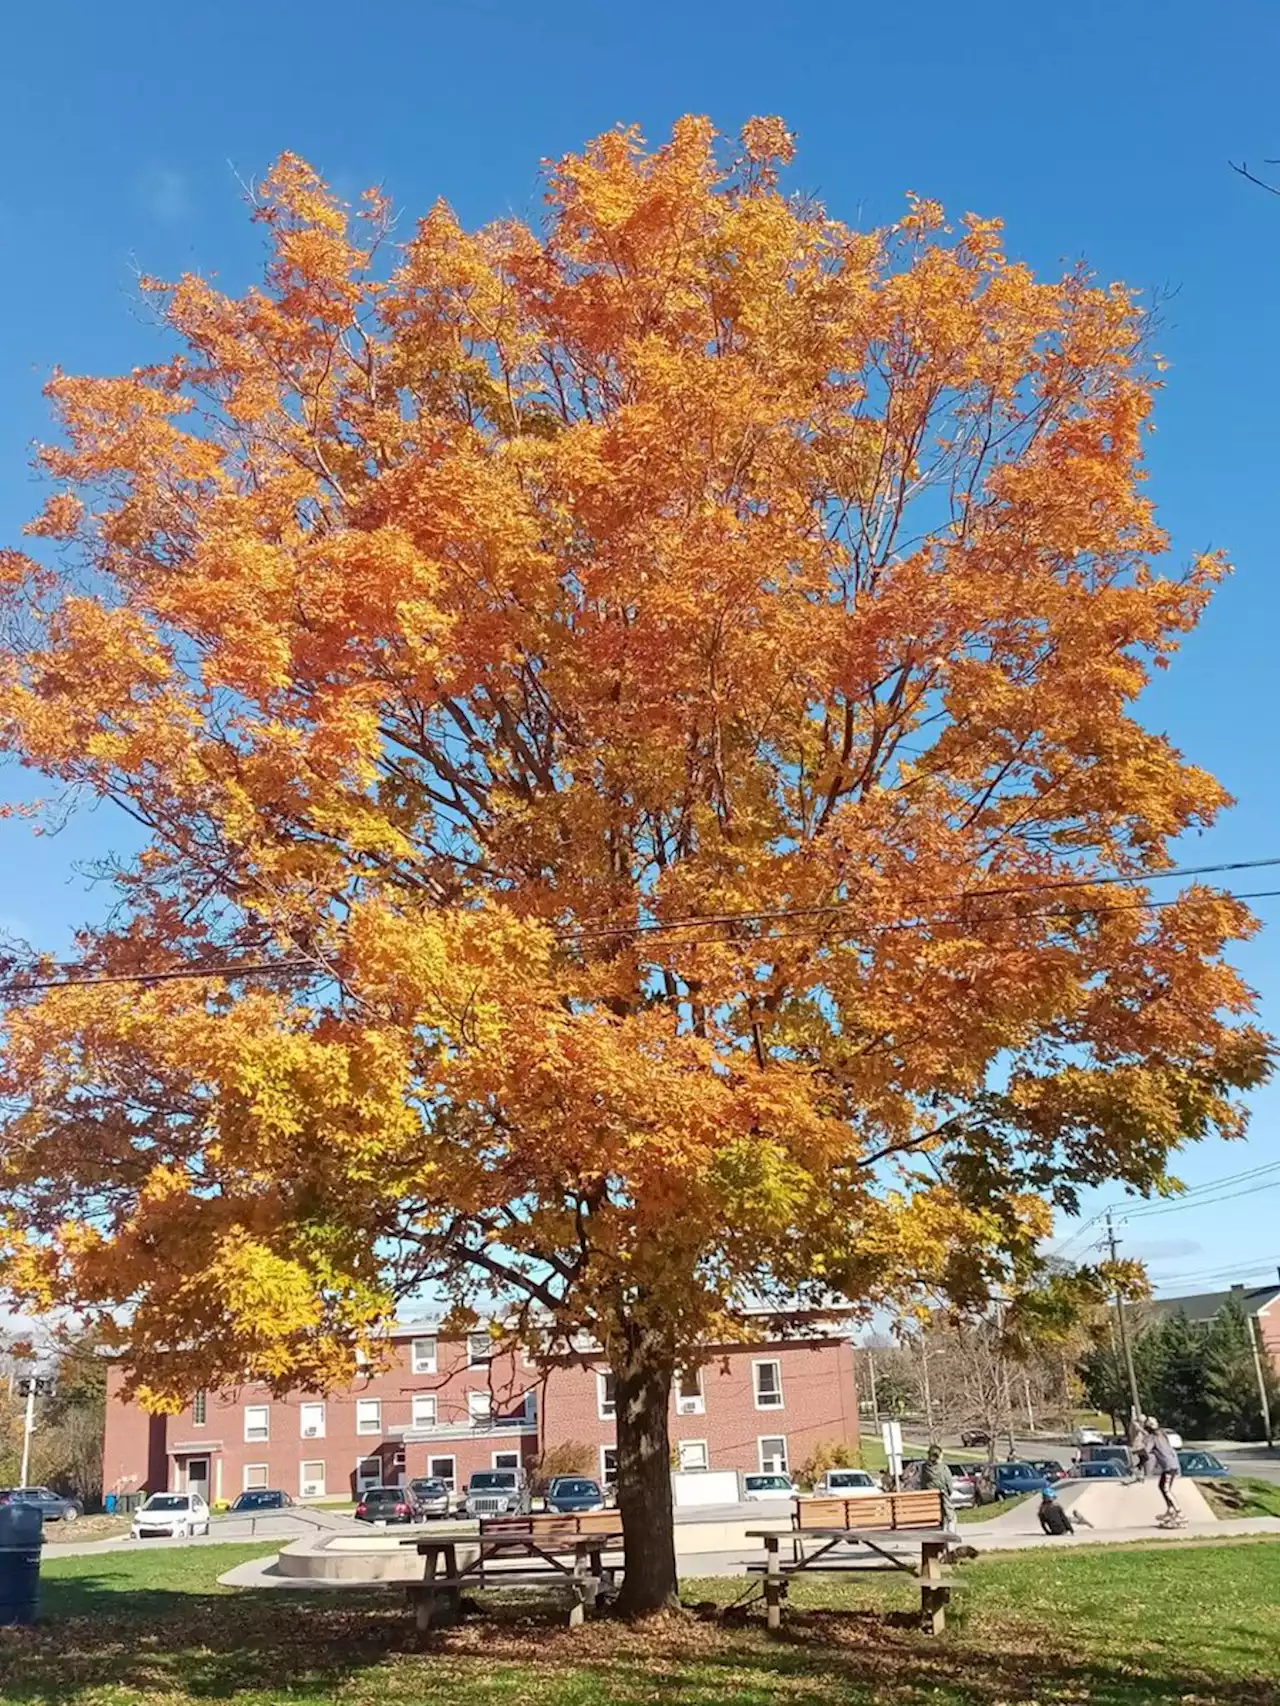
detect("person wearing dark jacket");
top-left (1038, 1489), bottom-right (1075, 1535)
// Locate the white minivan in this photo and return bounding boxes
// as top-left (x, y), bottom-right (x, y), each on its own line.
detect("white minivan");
top-left (130, 1491), bottom-right (211, 1540)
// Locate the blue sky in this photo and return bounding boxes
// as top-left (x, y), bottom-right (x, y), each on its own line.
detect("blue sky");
top-left (1, 0), bottom-right (1278, 1296)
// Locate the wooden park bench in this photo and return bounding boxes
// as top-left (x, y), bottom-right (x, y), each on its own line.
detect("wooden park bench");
top-left (404, 1511), bottom-right (625, 1630)
top-left (749, 1489), bottom-right (957, 1635)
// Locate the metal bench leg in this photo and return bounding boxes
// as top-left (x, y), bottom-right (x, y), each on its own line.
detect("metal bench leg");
top-left (764, 1538), bottom-right (782, 1632)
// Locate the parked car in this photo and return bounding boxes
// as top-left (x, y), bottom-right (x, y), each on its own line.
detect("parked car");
top-left (742, 1473), bottom-right (798, 1502)
top-left (1072, 1460), bottom-right (1125, 1481)
top-left (130, 1491), bottom-right (211, 1539)
top-left (463, 1468), bottom-right (532, 1518)
top-left (0, 1487), bottom-right (82, 1524)
top-left (1079, 1443), bottom-right (1137, 1473)
top-left (545, 1476), bottom-right (606, 1514)
top-left (354, 1486), bottom-right (423, 1525)
top-left (229, 1489), bottom-right (293, 1511)
top-left (408, 1476), bottom-right (453, 1517)
top-left (975, 1462), bottom-right (1051, 1504)
top-left (960, 1429), bottom-right (991, 1448)
top-left (900, 1460), bottom-right (976, 1509)
top-left (1074, 1427), bottom-right (1105, 1445)
top-left (1030, 1459), bottom-right (1068, 1484)
top-left (811, 1468), bottom-right (882, 1498)
top-left (1177, 1451), bottom-right (1229, 1479)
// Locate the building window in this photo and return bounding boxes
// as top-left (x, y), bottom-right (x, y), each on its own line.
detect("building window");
top-left (299, 1460), bottom-right (326, 1499)
top-left (493, 1451), bottom-right (520, 1470)
top-left (600, 1446), bottom-right (618, 1485)
top-left (411, 1336), bottom-right (437, 1375)
top-left (675, 1368), bottom-right (705, 1416)
top-left (192, 1390), bottom-right (206, 1427)
top-left (356, 1398), bottom-right (382, 1435)
top-left (468, 1331), bottom-right (492, 1367)
top-left (759, 1436), bottom-right (789, 1474)
top-left (597, 1371), bottom-right (617, 1420)
top-left (243, 1463), bottom-right (269, 1491)
top-left (677, 1439), bottom-right (709, 1473)
top-left (429, 1455), bottom-right (456, 1491)
top-left (300, 1401), bottom-right (325, 1440)
top-left (753, 1360), bottom-right (783, 1410)
top-left (468, 1390), bottom-right (492, 1422)
top-left (411, 1394), bottom-right (437, 1429)
top-left (392, 1447), bottom-right (406, 1486)
top-left (244, 1405), bottom-right (270, 1443)
top-left (356, 1456), bottom-right (382, 1493)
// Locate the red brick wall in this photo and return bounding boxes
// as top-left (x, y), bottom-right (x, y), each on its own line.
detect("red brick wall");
top-left (540, 1337), bottom-right (858, 1480)
top-left (100, 1329), bottom-right (858, 1498)
top-left (1257, 1301), bottom-right (1280, 1379)
top-left (102, 1365), bottom-right (169, 1497)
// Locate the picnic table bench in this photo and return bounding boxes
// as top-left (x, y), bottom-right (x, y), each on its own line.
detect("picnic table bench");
top-left (747, 1489), bottom-right (958, 1634)
top-left (404, 1510), bottom-right (624, 1629)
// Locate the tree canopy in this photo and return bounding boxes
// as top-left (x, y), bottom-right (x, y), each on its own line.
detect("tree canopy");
top-left (0, 116), bottom-right (1269, 1607)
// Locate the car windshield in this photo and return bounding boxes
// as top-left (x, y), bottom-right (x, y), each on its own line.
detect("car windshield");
top-left (143, 1495), bottom-right (189, 1512)
top-left (469, 1473), bottom-right (517, 1489)
top-left (746, 1476), bottom-right (789, 1489)
top-left (829, 1472), bottom-right (872, 1485)
top-left (237, 1491), bottom-right (277, 1506)
top-left (1000, 1463), bottom-right (1036, 1476)
top-left (362, 1489), bottom-right (403, 1502)
top-left (413, 1479), bottom-right (447, 1494)
top-left (552, 1479), bottom-right (599, 1496)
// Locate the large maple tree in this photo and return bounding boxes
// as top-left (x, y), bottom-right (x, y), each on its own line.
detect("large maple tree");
top-left (0, 119), bottom-right (1268, 1610)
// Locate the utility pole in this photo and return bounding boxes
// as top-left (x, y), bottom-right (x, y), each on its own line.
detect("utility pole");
top-left (1247, 1313), bottom-right (1274, 1448)
top-left (920, 1339), bottom-right (935, 1439)
top-left (865, 1350), bottom-right (879, 1424)
top-left (18, 1378), bottom-right (36, 1486)
top-left (1105, 1210), bottom-right (1142, 1427)
top-left (1022, 1371), bottom-right (1036, 1433)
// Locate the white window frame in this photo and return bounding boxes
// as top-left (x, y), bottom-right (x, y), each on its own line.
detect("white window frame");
top-left (299, 1401), bottom-right (325, 1440)
top-left (410, 1336), bottom-right (438, 1375)
top-left (411, 1393), bottom-right (438, 1429)
top-left (242, 1462), bottom-right (269, 1491)
top-left (428, 1454), bottom-right (457, 1491)
top-left (677, 1439), bottom-right (709, 1473)
top-left (752, 1359), bottom-right (784, 1410)
top-left (600, 1445), bottom-right (618, 1483)
top-left (597, 1371), bottom-right (617, 1420)
top-left (467, 1390), bottom-right (492, 1422)
top-left (192, 1390), bottom-right (207, 1427)
top-left (299, 1460), bottom-right (326, 1498)
top-left (758, 1435), bottom-right (789, 1474)
top-left (468, 1331), bottom-right (492, 1367)
top-left (675, 1368), bottom-right (705, 1416)
top-left (356, 1455), bottom-right (382, 1493)
top-left (243, 1404), bottom-right (270, 1443)
top-left (356, 1398), bottom-right (382, 1436)
top-left (492, 1450), bottom-right (520, 1470)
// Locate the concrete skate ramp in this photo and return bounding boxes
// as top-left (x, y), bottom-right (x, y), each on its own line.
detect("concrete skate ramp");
top-left (978, 1477), bottom-right (1216, 1535)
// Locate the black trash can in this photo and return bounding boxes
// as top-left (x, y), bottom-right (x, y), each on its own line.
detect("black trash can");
top-left (0, 1503), bottom-right (43, 1625)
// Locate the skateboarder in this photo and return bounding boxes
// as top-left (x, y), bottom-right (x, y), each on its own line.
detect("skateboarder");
top-left (1037, 1488), bottom-right (1074, 1536)
top-left (1146, 1417), bottom-right (1183, 1525)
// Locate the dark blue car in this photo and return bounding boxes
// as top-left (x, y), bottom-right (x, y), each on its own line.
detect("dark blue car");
top-left (1178, 1451), bottom-right (1230, 1479)
top-left (977, 1462), bottom-right (1051, 1504)
top-left (545, 1476), bottom-right (606, 1514)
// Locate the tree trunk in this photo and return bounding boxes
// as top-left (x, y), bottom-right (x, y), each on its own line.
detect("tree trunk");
top-left (613, 1322), bottom-right (679, 1617)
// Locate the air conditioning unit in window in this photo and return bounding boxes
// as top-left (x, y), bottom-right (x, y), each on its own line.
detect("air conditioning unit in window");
top-left (676, 1397), bottom-right (701, 1415)
top-left (303, 1425), bottom-right (319, 1437)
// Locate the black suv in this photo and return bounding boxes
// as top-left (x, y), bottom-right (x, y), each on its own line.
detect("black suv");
top-left (229, 1489), bottom-right (294, 1511)
top-left (0, 1487), bottom-right (82, 1523)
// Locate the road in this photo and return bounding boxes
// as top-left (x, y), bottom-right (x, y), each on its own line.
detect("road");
top-left (900, 1426), bottom-right (1280, 1481)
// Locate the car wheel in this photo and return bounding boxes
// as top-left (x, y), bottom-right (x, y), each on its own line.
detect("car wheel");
top-left (62, 1507), bottom-right (79, 1525)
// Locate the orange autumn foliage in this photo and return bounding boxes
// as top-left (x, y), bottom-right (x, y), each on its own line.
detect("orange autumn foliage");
top-left (0, 118), bottom-right (1269, 1604)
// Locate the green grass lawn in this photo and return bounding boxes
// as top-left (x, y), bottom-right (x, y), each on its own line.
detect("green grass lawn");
top-left (1, 1535), bottom-right (1276, 1705)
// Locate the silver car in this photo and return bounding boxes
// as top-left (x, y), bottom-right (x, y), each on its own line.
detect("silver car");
top-left (463, 1468), bottom-right (531, 1518)
top-left (408, 1476), bottom-right (452, 1517)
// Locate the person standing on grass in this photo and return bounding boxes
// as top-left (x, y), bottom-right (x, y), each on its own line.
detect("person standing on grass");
top-left (920, 1445), bottom-right (955, 1530)
top-left (1147, 1417), bottom-right (1181, 1519)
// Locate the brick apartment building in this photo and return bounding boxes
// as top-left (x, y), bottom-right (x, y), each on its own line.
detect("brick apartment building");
top-left (102, 1320), bottom-right (860, 1505)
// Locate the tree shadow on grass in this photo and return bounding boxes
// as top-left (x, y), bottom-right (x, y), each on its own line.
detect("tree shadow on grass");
top-left (0, 1579), bottom-right (1276, 1706)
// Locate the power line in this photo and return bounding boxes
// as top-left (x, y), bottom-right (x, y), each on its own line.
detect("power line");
top-left (2, 865), bottom-right (1278, 998)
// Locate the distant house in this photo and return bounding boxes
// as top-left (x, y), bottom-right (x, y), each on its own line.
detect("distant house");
top-left (1147, 1279), bottom-right (1280, 1376)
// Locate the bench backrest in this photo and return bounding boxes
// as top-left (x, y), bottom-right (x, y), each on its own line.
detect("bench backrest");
top-left (795, 1490), bottom-right (942, 1531)
top-left (481, 1509), bottom-right (620, 1539)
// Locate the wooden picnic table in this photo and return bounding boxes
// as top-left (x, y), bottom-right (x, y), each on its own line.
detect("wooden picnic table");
top-left (406, 1525), bottom-right (625, 1629)
top-left (746, 1524), bottom-right (961, 1634)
